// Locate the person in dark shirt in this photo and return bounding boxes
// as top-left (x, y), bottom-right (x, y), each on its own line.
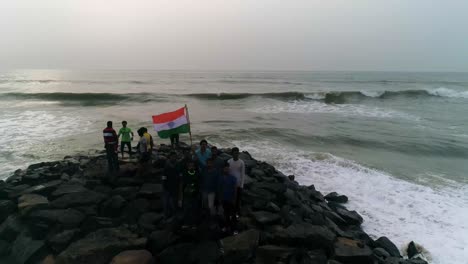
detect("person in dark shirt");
top-left (103, 121), bottom-right (119, 175)
top-left (201, 158), bottom-right (221, 216)
top-left (211, 146), bottom-right (225, 214)
top-left (182, 160), bottom-right (201, 226)
top-left (162, 151), bottom-right (181, 218)
top-left (221, 162), bottom-right (237, 234)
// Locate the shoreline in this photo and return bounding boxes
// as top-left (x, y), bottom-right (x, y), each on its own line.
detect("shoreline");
top-left (0, 144), bottom-right (427, 264)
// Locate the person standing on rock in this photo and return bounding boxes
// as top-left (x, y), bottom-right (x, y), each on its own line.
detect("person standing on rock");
top-left (182, 160), bottom-right (201, 227)
top-left (201, 158), bottom-right (220, 216)
top-left (211, 146), bottom-right (225, 213)
top-left (118, 121), bottom-right (134, 159)
top-left (103, 121), bottom-right (120, 174)
top-left (162, 151), bottom-right (181, 218)
top-left (228, 147), bottom-right (245, 217)
top-left (194, 139), bottom-right (211, 170)
top-left (221, 161), bottom-right (238, 234)
top-left (137, 127), bottom-right (150, 178)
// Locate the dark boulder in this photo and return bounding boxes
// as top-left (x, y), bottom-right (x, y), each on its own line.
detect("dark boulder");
top-left (148, 229), bottom-right (180, 254)
top-left (255, 245), bottom-right (294, 264)
top-left (47, 229), bottom-right (81, 253)
top-left (81, 216), bottom-right (119, 233)
top-left (50, 191), bottom-right (105, 209)
top-left (55, 227), bottom-right (147, 264)
top-left (28, 209), bottom-right (85, 229)
top-left (333, 237), bottom-right (373, 264)
top-left (138, 184), bottom-right (163, 199)
top-left (138, 212), bottom-right (163, 232)
top-left (288, 249), bottom-right (328, 264)
top-left (251, 211), bottom-right (281, 225)
top-left (335, 208), bottom-right (363, 226)
top-left (373, 247), bottom-right (390, 262)
top-left (17, 194), bottom-right (49, 215)
top-left (0, 240), bottom-right (10, 256)
top-left (110, 250), bottom-right (155, 264)
top-left (19, 180), bottom-right (62, 197)
top-left (112, 187), bottom-right (139, 200)
top-left (254, 181), bottom-right (287, 194)
top-left (51, 183), bottom-right (88, 198)
top-left (11, 232), bottom-right (48, 264)
top-left (158, 243), bottom-right (194, 264)
top-left (325, 192), bottom-right (348, 203)
top-left (100, 195), bottom-right (127, 217)
top-left (121, 199), bottom-right (150, 223)
top-left (0, 200), bottom-right (16, 223)
top-left (375, 236), bottom-right (401, 258)
top-left (222, 229), bottom-right (260, 264)
top-left (271, 223), bottom-right (336, 252)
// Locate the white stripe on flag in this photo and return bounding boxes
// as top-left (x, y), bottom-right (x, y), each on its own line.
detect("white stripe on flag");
top-left (153, 115), bottom-right (188, 132)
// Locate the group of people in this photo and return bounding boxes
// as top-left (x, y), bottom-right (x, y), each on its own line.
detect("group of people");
top-left (102, 121), bottom-right (246, 234)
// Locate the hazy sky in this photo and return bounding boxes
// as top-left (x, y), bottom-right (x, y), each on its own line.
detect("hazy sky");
top-left (1, 0), bottom-right (467, 71)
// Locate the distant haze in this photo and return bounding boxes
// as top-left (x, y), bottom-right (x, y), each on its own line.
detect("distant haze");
top-left (1, 0), bottom-right (467, 71)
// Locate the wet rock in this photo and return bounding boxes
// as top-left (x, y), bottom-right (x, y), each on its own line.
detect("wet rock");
top-left (333, 237), bottom-right (373, 264)
top-left (148, 229), bottom-right (180, 254)
top-left (19, 180), bottom-right (62, 197)
top-left (255, 245), bottom-right (294, 264)
top-left (93, 185), bottom-right (113, 195)
top-left (81, 216), bottom-right (119, 233)
top-left (375, 237), bottom-right (401, 258)
top-left (335, 208), bottom-right (363, 226)
top-left (255, 181), bottom-right (287, 194)
top-left (289, 249), bottom-right (328, 264)
top-left (110, 250), bottom-right (155, 264)
top-left (121, 199), bottom-right (150, 223)
top-left (138, 212), bottom-right (163, 232)
top-left (29, 209), bottom-right (85, 229)
top-left (222, 229), bottom-right (260, 264)
top-left (55, 227), bottom-right (147, 264)
top-left (47, 229), bottom-right (81, 253)
top-left (51, 183), bottom-right (88, 197)
top-left (250, 168), bottom-right (266, 178)
top-left (41, 254), bottom-right (56, 264)
top-left (407, 241), bottom-right (419, 259)
top-left (373, 247), bottom-right (390, 262)
top-left (5, 184), bottom-right (30, 198)
top-left (138, 184), bottom-right (163, 199)
top-left (11, 232), bottom-right (47, 264)
top-left (158, 243), bottom-right (194, 264)
top-left (0, 200), bottom-right (16, 223)
top-left (271, 223), bottom-right (336, 252)
top-left (325, 192), bottom-right (348, 203)
top-left (0, 240), bottom-right (10, 256)
top-left (50, 191), bottom-right (105, 209)
top-left (112, 187), bottom-right (139, 200)
top-left (100, 195), bottom-right (127, 217)
top-left (18, 194), bottom-right (49, 215)
top-left (251, 211), bottom-right (281, 225)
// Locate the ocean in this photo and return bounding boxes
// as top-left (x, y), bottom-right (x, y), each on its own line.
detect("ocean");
top-left (0, 69), bottom-right (467, 263)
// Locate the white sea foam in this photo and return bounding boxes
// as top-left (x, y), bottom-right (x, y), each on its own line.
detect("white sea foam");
top-left (231, 139), bottom-right (468, 264)
top-left (426, 87), bottom-right (468, 99)
top-left (249, 100), bottom-right (419, 120)
top-left (359, 90), bottom-right (386, 98)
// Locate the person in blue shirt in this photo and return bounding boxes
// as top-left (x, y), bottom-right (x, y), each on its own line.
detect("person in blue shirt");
top-left (194, 139), bottom-right (212, 170)
top-left (221, 162), bottom-right (237, 234)
top-left (201, 158), bottom-right (221, 216)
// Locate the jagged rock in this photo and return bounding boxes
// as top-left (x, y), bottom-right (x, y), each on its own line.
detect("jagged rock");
top-left (100, 195), bottom-right (127, 217)
top-left (115, 177), bottom-right (145, 187)
top-left (18, 194), bottom-right (49, 215)
top-left (148, 230), bottom-right (180, 254)
top-left (75, 205), bottom-right (98, 216)
top-left (222, 229), bottom-right (260, 264)
top-left (255, 182), bottom-right (287, 194)
top-left (0, 200), bottom-right (16, 223)
top-left (325, 192), bottom-right (348, 203)
top-left (138, 212), bottom-right (163, 231)
top-left (0, 240), bottom-right (10, 256)
top-left (407, 241), bottom-right (419, 259)
top-left (11, 232), bottom-right (47, 264)
top-left (29, 208), bottom-right (85, 229)
top-left (110, 250), bottom-right (155, 264)
top-left (333, 237), bottom-right (373, 264)
top-left (19, 180), bottom-right (62, 197)
top-left (375, 237), bottom-right (401, 258)
top-left (51, 183), bottom-right (88, 197)
top-left (323, 211), bottom-right (347, 226)
top-left (138, 184), bottom-right (163, 199)
top-left (112, 187), bottom-right (139, 200)
top-left (55, 227), bottom-right (147, 264)
top-left (50, 191), bottom-right (105, 209)
top-left (289, 249), bottom-right (328, 264)
top-left (3, 184), bottom-right (30, 199)
top-left (335, 208), bottom-right (363, 226)
top-left (122, 199), bottom-right (150, 223)
top-left (255, 245), bottom-right (294, 264)
top-left (158, 243), bottom-right (194, 264)
top-left (271, 223), bottom-right (336, 252)
top-left (373, 247), bottom-right (390, 262)
top-left (251, 211), bottom-right (281, 225)
top-left (81, 216), bottom-right (119, 233)
top-left (93, 185), bottom-right (113, 195)
top-left (47, 229), bottom-right (81, 253)
top-left (250, 168), bottom-right (266, 178)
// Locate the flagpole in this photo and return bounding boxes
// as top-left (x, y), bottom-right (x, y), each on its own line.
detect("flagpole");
top-left (185, 104), bottom-right (193, 147)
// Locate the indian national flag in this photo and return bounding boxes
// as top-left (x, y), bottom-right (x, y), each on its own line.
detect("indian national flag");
top-left (152, 107), bottom-right (191, 138)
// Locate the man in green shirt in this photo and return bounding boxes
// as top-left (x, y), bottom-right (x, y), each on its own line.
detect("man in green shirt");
top-left (118, 121), bottom-right (134, 159)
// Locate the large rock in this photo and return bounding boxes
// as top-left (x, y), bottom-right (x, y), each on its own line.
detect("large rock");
top-left (148, 230), bottom-right (180, 254)
top-left (333, 237), bottom-right (373, 264)
top-left (121, 199), bottom-right (150, 223)
top-left (158, 243), bottom-right (194, 264)
top-left (28, 209), bottom-right (85, 229)
top-left (110, 250), bottom-right (154, 264)
top-left (325, 192), bottom-right (348, 203)
top-left (0, 239), bottom-right (10, 256)
top-left (335, 208), bottom-right (363, 226)
top-left (100, 195), bottom-right (127, 217)
top-left (251, 211), bottom-right (281, 225)
top-left (50, 191), bottom-right (105, 209)
top-left (271, 223), bottom-right (336, 252)
top-left (11, 232), bottom-right (47, 264)
top-left (222, 229), bottom-right (260, 264)
top-left (0, 200), bottom-right (16, 223)
top-left (47, 229), bottom-right (81, 253)
top-left (18, 194), bottom-right (49, 215)
top-left (138, 184), bottom-right (163, 199)
top-left (254, 182), bottom-right (287, 194)
top-left (55, 227), bottom-right (147, 264)
top-left (138, 212), bottom-right (163, 232)
top-left (19, 180), bottom-right (62, 197)
top-left (81, 216), bottom-right (119, 233)
top-left (51, 183), bottom-right (88, 197)
top-left (255, 245), bottom-right (294, 264)
top-left (112, 187), bottom-right (139, 200)
top-left (375, 236), bottom-right (401, 257)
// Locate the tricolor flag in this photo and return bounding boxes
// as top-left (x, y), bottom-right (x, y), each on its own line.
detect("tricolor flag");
top-left (152, 106), bottom-right (191, 138)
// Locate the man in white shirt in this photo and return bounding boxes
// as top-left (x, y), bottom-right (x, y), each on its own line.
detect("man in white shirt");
top-left (227, 147), bottom-right (245, 216)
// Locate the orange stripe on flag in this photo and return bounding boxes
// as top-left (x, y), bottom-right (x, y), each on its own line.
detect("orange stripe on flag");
top-left (152, 107), bottom-right (186, 124)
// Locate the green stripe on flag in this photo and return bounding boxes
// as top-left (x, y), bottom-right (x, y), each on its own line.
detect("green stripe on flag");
top-left (157, 123), bottom-right (190, 138)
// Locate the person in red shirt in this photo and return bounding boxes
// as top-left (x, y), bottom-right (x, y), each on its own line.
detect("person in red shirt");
top-left (103, 121), bottom-right (120, 174)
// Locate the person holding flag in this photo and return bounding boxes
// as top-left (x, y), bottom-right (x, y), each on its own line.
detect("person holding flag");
top-left (152, 106), bottom-right (191, 142)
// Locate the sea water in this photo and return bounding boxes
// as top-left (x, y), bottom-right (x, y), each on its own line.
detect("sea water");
top-left (0, 70), bottom-right (467, 263)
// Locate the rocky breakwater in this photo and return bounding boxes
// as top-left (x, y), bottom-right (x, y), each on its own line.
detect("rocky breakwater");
top-left (0, 144), bottom-right (428, 264)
